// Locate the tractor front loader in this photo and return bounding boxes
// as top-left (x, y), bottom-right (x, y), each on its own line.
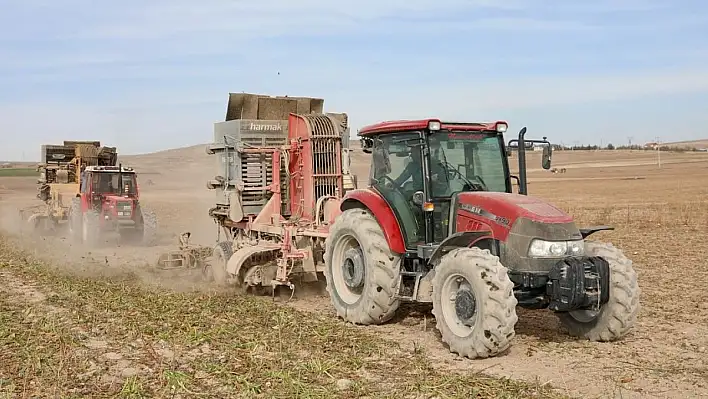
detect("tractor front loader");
top-left (175, 92), bottom-right (639, 360)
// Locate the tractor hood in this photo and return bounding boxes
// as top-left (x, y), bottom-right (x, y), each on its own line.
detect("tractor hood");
top-left (455, 191), bottom-right (575, 227)
top-left (453, 192), bottom-right (582, 273)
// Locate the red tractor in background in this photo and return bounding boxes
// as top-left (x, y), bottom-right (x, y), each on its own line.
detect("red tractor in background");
top-left (202, 93), bottom-right (640, 359)
top-left (68, 164), bottom-right (157, 247)
top-left (24, 140), bottom-right (157, 248)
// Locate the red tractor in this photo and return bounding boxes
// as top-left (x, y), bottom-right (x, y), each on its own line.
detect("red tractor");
top-left (323, 120), bottom-right (640, 358)
top-left (203, 93), bottom-right (639, 359)
top-left (68, 165), bottom-right (157, 247)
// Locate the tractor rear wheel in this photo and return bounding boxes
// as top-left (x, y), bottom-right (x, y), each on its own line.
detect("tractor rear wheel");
top-left (556, 241), bottom-right (640, 341)
top-left (324, 208), bottom-right (401, 325)
top-left (205, 241), bottom-right (233, 285)
top-left (138, 207), bottom-right (158, 246)
top-left (431, 247), bottom-right (518, 359)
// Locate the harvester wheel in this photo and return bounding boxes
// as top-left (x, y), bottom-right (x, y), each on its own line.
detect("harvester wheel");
top-left (82, 210), bottom-right (101, 247)
top-left (205, 241), bottom-right (233, 285)
top-left (324, 208), bottom-right (401, 325)
top-left (431, 247), bottom-right (518, 359)
top-left (556, 241), bottom-right (640, 341)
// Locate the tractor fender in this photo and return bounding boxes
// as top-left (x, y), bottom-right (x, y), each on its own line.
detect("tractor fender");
top-left (340, 188), bottom-right (406, 254)
top-left (428, 231), bottom-right (495, 267)
top-left (225, 244), bottom-right (281, 278)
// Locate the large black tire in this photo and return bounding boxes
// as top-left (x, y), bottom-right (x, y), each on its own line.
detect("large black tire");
top-left (138, 207), bottom-right (158, 246)
top-left (205, 241), bottom-right (233, 285)
top-left (431, 247), bottom-right (518, 359)
top-left (323, 208), bottom-right (401, 325)
top-left (556, 241), bottom-right (640, 341)
top-left (82, 210), bottom-right (101, 247)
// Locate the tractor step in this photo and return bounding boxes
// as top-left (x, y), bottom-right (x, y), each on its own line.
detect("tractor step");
top-left (396, 271), bottom-right (424, 301)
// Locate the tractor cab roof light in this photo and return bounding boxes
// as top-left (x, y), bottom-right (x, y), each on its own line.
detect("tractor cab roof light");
top-left (496, 123), bottom-right (508, 133)
top-left (428, 120), bottom-right (441, 131)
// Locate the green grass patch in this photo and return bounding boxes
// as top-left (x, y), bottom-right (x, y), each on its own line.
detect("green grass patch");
top-left (0, 168), bottom-right (38, 177)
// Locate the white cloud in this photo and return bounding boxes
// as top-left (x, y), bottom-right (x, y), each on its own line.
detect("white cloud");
top-left (3, 66), bottom-right (708, 161)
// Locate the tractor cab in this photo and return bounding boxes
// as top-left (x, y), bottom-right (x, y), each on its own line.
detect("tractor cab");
top-left (80, 165), bottom-right (139, 213)
top-left (359, 119), bottom-right (552, 250)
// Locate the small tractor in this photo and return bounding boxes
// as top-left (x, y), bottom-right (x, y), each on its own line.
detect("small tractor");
top-left (22, 141), bottom-right (157, 247)
top-left (185, 93), bottom-right (640, 359)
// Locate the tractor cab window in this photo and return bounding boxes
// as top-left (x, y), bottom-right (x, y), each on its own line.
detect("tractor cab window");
top-left (427, 132), bottom-right (509, 197)
top-left (91, 172), bottom-right (137, 195)
top-left (370, 132), bottom-right (425, 248)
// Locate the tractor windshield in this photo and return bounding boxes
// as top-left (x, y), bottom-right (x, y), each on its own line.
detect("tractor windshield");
top-left (427, 132), bottom-right (509, 197)
top-left (91, 172), bottom-right (137, 195)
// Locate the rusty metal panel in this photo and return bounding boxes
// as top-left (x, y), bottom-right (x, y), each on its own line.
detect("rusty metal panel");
top-left (257, 97), bottom-right (298, 120)
top-left (226, 93), bottom-right (325, 121)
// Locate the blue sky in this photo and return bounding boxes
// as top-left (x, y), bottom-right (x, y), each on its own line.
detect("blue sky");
top-left (1, 0), bottom-right (708, 161)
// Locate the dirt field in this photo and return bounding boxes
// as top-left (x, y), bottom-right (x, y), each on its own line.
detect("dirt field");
top-left (1, 146), bottom-right (707, 398)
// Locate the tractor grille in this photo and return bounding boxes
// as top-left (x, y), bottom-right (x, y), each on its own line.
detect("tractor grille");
top-left (116, 201), bottom-right (132, 217)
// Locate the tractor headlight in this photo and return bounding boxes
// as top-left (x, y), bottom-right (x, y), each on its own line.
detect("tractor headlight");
top-left (528, 239), bottom-right (584, 258)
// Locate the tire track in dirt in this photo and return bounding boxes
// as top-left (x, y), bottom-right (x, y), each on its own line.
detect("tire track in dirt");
top-left (0, 269), bottom-right (175, 388)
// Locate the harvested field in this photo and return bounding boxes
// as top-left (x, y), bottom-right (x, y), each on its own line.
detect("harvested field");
top-left (1, 147), bottom-right (707, 398)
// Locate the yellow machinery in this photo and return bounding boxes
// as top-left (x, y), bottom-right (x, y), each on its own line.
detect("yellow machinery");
top-left (20, 141), bottom-right (117, 231)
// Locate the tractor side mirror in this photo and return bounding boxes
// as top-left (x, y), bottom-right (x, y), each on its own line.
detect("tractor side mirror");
top-left (412, 191), bottom-right (424, 206)
top-left (542, 145), bottom-right (552, 170)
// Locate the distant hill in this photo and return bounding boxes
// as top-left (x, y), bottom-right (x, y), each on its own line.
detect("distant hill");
top-left (663, 139), bottom-right (708, 149)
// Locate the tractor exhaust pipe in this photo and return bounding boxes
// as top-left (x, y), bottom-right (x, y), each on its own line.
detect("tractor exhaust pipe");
top-left (509, 126), bottom-right (552, 196)
top-left (118, 162), bottom-right (123, 195)
top-left (517, 127), bottom-right (528, 195)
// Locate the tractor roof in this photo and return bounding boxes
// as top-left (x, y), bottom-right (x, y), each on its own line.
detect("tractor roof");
top-left (357, 119), bottom-right (508, 137)
top-left (85, 165), bottom-right (135, 173)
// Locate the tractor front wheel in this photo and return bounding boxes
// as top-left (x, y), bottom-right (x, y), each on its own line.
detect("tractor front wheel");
top-left (324, 208), bottom-right (401, 325)
top-left (556, 241), bottom-right (640, 341)
top-left (431, 247), bottom-right (518, 359)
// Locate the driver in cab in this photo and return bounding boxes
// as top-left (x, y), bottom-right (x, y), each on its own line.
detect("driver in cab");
top-left (386, 145), bottom-right (446, 193)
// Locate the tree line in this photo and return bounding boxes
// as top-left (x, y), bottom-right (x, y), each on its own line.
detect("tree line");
top-left (553, 144), bottom-right (706, 152)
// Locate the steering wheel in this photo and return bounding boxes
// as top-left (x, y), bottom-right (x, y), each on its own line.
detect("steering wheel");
top-left (377, 175), bottom-right (408, 195)
top-left (466, 175), bottom-right (489, 191)
top-left (436, 161), bottom-right (488, 191)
